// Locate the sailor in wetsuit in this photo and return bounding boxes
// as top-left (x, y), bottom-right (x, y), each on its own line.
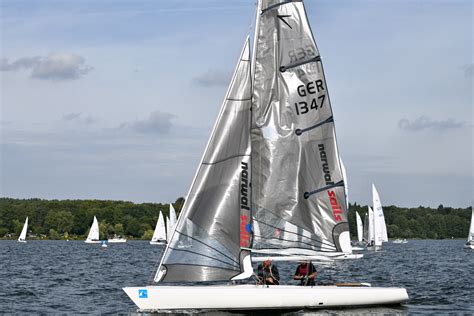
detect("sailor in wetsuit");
top-left (257, 259), bottom-right (280, 285)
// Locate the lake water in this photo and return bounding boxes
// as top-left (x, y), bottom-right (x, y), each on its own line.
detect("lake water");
top-left (1, 240), bottom-right (472, 314)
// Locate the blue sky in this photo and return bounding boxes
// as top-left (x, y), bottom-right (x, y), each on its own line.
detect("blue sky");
top-left (1, 0), bottom-right (472, 207)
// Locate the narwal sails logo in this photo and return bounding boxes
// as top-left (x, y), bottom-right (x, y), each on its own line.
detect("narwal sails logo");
top-left (318, 144), bottom-right (343, 222)
top-left (240, 161), bottom-right (251, 247)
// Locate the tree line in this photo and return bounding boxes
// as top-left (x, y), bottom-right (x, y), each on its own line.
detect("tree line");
top-left (0, 198), bottom-right (471, 240)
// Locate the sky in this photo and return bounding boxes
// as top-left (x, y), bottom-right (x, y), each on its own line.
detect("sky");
top-left (0, 0), bottom-right (472, 208)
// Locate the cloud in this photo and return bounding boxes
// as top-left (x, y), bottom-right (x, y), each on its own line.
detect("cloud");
top-left (119, 110), bottom-right (177, 135)
top-left (0, 57), bottom-right (41, 71)
top-left (1, 53), bottom-right (92, 80)
top-left (62, 112), bottom-right (97, 124)
top-left (463, 64), bottom-right (473, 78)
top-left (194, 69), bottom-right (230, 87)
top-left (398, 116), bottom-right (468, 132)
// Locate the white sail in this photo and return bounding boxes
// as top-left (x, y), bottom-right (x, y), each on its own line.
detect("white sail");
top-left (169, 204), bottom-right (177, 229)
top-left (373, 184), bottom-right (388, 242)
top-left (85, 216), bottom-right (100, 243)
top-left (368, 206), bottom-right (375, 243)
top-left (18, 217), bottom-right (28, 242)
top-left (468, 209), bottom-right (474, 243)
top-left (356, 212), bottom-right (363, 242)
top-left (165, 216), bottom-right (171, 243)
top-left (151, 211), bottom-right (166, 244)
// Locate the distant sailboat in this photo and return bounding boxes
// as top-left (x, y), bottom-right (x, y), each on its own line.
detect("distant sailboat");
top-left (150, 211), bottom-right (167, 245)
top-left (108, 235), bottom-right (127, 243)
top-left (465, 209), bottom-right (474, 249)
top-left (373, 184), bottom-right (388, 243)
top-left (18, 217), bottom-right (28, 243)
top-left (85, 216), bottom-right (100, 243)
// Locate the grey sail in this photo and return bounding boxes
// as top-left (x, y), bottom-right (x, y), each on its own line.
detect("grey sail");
top-left (251, 0), bottom-right (351, 254)
top-left (154, 37), bottom-right (252, 283)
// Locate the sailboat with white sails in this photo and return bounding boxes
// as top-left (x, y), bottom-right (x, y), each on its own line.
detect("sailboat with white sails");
top-left (85, 216), bottom-right (100, 244)
top-left (124, 0), bottom-right (408, 310)
top-left (150, 211), bottom-right (167, 245)
top-left (465, 209), bottom-right (474, 249)
top-left (18, 217), bottom-right (28, 243)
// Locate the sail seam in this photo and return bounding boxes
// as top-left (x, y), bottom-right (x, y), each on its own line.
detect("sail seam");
top-left (304, 180), bottom-right (344, 199)
top-left (202, 154), bottom-right (251, 166)
top-left (295, 116), bottom-right (333, 136)
top-left (280, 55), bottom-right (321, 72)
top-left (172, 230), bottom-right (240, 265)
top-left (253, 218), bottom-right (336, 248)
top-left (261, 0), bottom-right (302, 14)
top-left (226, 98), bottom-right (252, 101)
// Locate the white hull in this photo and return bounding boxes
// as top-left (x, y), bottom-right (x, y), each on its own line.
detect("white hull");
top-left (150, 240), bottom-right (166, 245)
top-left (17, 240), bottom-right (27, 243)
top-left (123, 284), bottom-right (408, 311)
top-left (84, 240), bottom-right (100, 244)
top-left (107, 238), bottom-right (127, 243)
top-left (351, 247), bottom-right (365, 251)
top-left (464, 244), bottom-right (474, 249)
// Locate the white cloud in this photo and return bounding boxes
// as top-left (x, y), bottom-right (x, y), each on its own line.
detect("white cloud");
top-left (62, 112), bottom-right (97, 124)
top-left (194, 69), bottom-right (230, 87)
top-left (1, 53), bottom-right (92, 80)
top-left (398, 116), bottom-right (468, 132)
top-left (119, 110), bottom-right (177, 135)
top-left (31, 52), bottom-right (92, 80)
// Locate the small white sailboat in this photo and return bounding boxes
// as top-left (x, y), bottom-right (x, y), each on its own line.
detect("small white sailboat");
top-left (373, 184), bottom-right (388, 243)
top-left (124, 0), bottom-right (407, 310)
top-left (85, 216), bottom-right (100, 244)
top-left (108, 235), bottom-right (127, 243)
top-left (18, 217), bottom-right (28, 243)
top-left (393, 239), bottom-right (408, 244)
top-left (464, 209), bottom-right (474, 249)
top-left (351, 211), bottom-right (365, 250)
top-left (150, 211), bottom-right (167, 245)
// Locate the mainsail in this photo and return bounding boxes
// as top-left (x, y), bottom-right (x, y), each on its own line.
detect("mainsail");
top-left (373, 184), bottom-right (388, 243)
top-left (151, 211), bottom-right (166, 243)
top-left (251, 0), bottom-right (351, 254)
top-left (86, 216), bottom-right (99, 242)
top-left (356, 211), bottom-right (363, 242)
top-left (468, 209), bottom-right (474, 243)
top-left (18, 217), bottom-right (28, 242)
top-left (155, 37), bottom-right (252, 283)
top-left (368, 206), bottom-right (375, 243)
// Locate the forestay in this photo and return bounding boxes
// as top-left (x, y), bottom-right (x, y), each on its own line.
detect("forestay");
top-left (251, 0), bottom-right (351, 255)
top-left (154, 38), bottom-right (252, 283)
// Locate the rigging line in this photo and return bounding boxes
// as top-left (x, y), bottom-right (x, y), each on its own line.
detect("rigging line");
top-left (280, 56), bottom-right (321, 73)
top-left (253, 218), bottom-right (335, 248)
top-left (261, 0), bottom-right (302, 15)
top-left (167, 246), bottom-right (240, 269)
top-left (202, 154), bottom-right (251, 166)
top-left (172, 230), bottom-right (240, 265)
top-left (295, 116), bottom-right (333, 136)
top-left (304, 180), bottom-right (345, 199)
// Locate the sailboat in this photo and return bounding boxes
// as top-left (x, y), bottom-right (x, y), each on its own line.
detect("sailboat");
top-left (465, 209), bottom-right (474, 249)
top-left (373, 184), bottom-right (388, 243)
top-left (351, 211), bottom-right (364, 250)
top-left (124, 0), bottom-right (408, 310)
top-left (84, 216), bottom-right (100, 244)
top-left (366, 206), bottom-right (377, 249)
top-left (18, 217), bottom-right (28, 243)
top-left (150, 211), bottom-right (167, 245)
top-left (108, 235), bottom-right (127, 243)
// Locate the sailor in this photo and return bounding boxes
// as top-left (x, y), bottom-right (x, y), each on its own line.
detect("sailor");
top-left (293, 261), bottom-right (317, 286)
top-left (257, 259), bottom-right (279, 285)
